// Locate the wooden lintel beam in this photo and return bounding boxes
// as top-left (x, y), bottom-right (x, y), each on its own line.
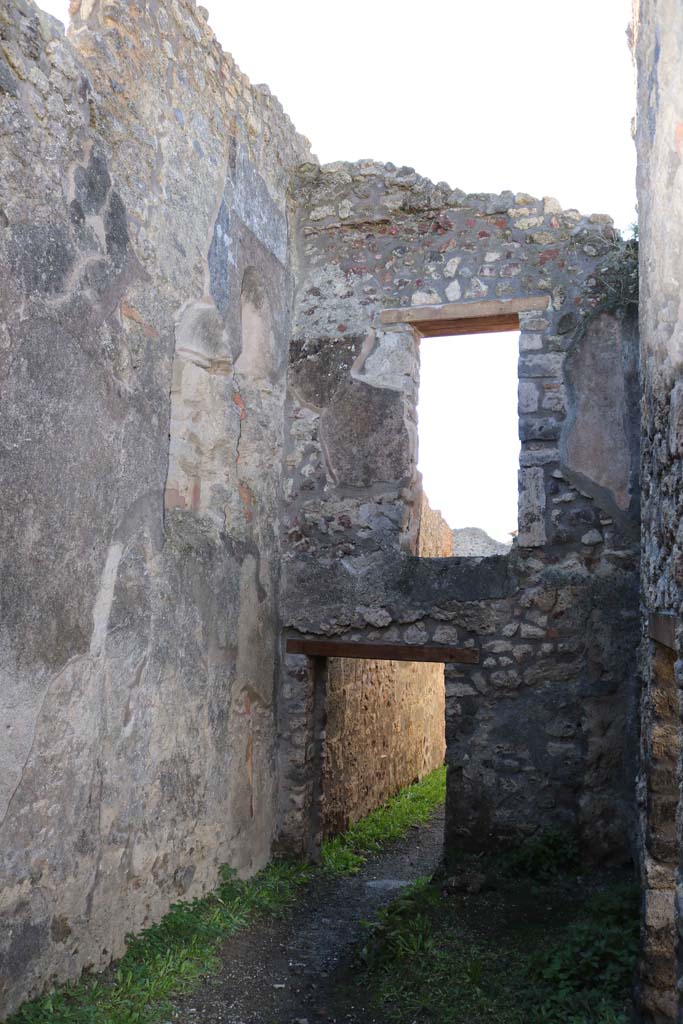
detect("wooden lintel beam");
top-left (416, 313), bottom-right (520, 337)
top-left (379, 296), bottom-right (548, 335)
top-left (648, 611), bottom-right (677, 651)
top-left (286, 638), bottom-right (479, 665)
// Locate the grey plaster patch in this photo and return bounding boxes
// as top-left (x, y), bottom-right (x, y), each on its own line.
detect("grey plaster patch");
top-left (74, 149), bottom-right (111, 215)
top-left (233, 146), bottom-right (287, 264)
top-left (7, 224), bottom-right (76, 295)
top-left (208, 196), bottom-right (230, 318)
top-left (289, 335), bottom-right (364, 409)
top-left (562, 313), bottom-right (631, 513)
top-left (104, 192), bottom-right (129, 266)
top-left (320, 380), bottom-right (411, 488)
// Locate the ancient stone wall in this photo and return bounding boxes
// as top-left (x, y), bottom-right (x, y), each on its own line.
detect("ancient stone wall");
top-left (279, 162), bottom-right (641, 866)
top-left (633, 1), bottom-right (683, 1019)
top-left (322, 500), bottom-right (450, 835)
top-left (0, 0), bottom-right (310, 1015)
top-left (0, 0), bottom-right (648, 1015)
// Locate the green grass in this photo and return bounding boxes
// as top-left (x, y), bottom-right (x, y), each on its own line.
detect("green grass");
top-left (9, 860), bottom-right (313, 1024)
top-left (321, 765), bottom-right (447, 875)
top-left (445, 824), bottom-right (581, 880)
top-left (10, 766), bottom-right (447, 1024)
top-left (358, 844), bottom-right (639, 1024)
top-left (10, 773), bottom-right (635, 1024)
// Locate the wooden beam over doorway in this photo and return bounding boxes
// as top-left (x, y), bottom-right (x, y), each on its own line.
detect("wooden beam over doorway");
top-left (286, 637), bottom-right (479, 665)
top-left (379, 296), bottom-right (548, 338)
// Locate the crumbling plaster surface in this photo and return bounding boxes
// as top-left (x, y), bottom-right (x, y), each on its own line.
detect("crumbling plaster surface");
top-left (279, 161), bottom-right (641, 864)
top-left (0, 0), bottom-right (310, 1015)
top-left (634, 1), bottom-right (683, 1020)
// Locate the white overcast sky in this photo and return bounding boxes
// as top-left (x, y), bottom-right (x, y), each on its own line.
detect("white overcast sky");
top-left (39, 0), bottom-right (636, 542)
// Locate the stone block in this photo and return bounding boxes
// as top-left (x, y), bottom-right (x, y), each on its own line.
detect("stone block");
top-left (518, 467), bottom-right (547, 546)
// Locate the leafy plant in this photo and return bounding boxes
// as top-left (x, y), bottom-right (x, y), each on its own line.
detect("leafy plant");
top-left (494, 826), bottom-right (581, 880)
top-left (527, 884), bottom-right (639, 1024)
top-left (359, 868), bottom-right (639, 1024)
top-left (358, 877), bottom-right (438, 969)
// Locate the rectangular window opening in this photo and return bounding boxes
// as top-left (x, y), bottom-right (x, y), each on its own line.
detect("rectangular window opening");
top-left (416, 330), bottom-right (520, 557)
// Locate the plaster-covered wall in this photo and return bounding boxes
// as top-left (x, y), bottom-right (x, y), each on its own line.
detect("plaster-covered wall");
top-left (634, 1), bottom-right (683, 1019)
top-left (0, 0), bottom-right (310, 1015)
top-left (279, 161), bottom-right (641, 866)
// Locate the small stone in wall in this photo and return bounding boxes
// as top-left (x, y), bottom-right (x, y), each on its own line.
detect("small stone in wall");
top-left (404, 624), bottom-right (429, 645)
top-left (464, 277), bottom-right (488, 299)
top-left (433, 625), bottom-right (460, 644)
top-left (490, 669), bottom-right (521, 689)
top-left (411, 289), bottom-right (440, 306)
top-left (309, 205), bottom-right (335, 221)
top-left (518, 466), bottom-right (547, 546)
top-left (360, 607), bottom-right (392, 628)
top-left (518, 381), bottom-right (539, 414)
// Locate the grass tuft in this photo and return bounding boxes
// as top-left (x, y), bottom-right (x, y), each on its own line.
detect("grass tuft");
top-left (9, 860), bottom-right (313, 1024)
top-left (10, 768), bottom-right (446, 1022)
top-left (358, 853), bottom-right (639, 1024)
top-left (321, 765), bottom-right (447, 876)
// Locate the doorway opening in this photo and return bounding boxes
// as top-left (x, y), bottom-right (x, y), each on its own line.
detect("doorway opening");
top-left (417, 331), bottom-right (519, 557)
top-left (321, 655), bottom-right (446, 838)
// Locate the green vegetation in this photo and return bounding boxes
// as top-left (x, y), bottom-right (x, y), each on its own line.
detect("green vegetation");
top-left (358, 833), bottom-right (639, 1024)
top-left (10, 766), bottom-right (447, 1024)
top-left (8, 777), bottom-right (639, 1024)
top-left (584, 222), bottom-right (639, 317)
top-left (528, 884), bottom-right (639, 1023)
top-left (321, 765), bottom-right (447, 875)
top-left (9, 860), bottom-right (313, 1024)
top-left (447, 824), bottom-right (581, 881)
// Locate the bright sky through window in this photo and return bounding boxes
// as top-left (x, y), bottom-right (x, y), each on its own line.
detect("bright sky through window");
top-left (417, 334), bottom-right (520, 544)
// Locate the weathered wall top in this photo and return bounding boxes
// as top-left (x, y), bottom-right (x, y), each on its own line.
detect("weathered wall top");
top-left (65, 0), bottom-right (313, 289)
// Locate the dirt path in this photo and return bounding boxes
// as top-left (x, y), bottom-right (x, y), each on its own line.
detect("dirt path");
top-left (171, 807), bottom-right (445, 1024)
